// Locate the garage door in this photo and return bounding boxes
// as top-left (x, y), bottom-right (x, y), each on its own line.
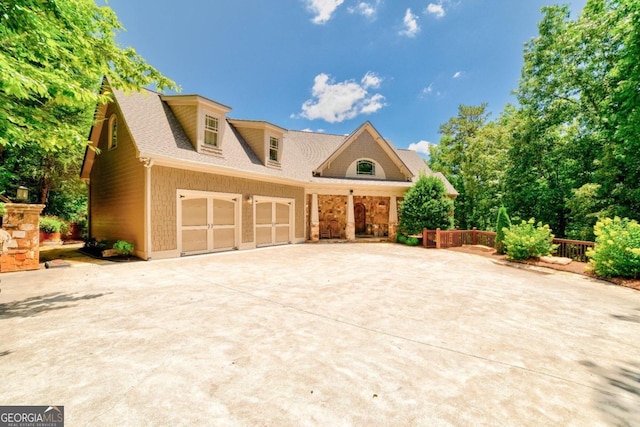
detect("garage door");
top-left (179, 191), bottom-right (239, 256)
top-left (254, 197), bottom-right (294, 247)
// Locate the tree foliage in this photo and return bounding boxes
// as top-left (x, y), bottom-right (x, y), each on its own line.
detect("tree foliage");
top-left (495, 206), bottom-right (511, 255)
top-left (398, 175), bottom-right (454, 234)
top-left (0, 0), bottom-right (178, 218)
top-left (428, 104), bottom-right (491, 230)
top-left (0, 0), bottom-right (178, 151)
top-left (429, 0), bottom-right (640, 238)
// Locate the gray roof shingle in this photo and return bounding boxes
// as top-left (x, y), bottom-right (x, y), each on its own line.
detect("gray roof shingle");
top-left (113, 88), bottom-right (456, 194)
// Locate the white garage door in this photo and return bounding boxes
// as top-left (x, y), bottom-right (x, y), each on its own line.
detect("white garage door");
top-left (179, 191), bottom-right (239, 256)
top-left (254, 197), bottom-right (294, 247)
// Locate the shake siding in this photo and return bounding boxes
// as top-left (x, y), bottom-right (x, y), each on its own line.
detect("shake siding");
top-left (151, 166), bottom-right (305, 251)
top-left (169, 105), bottom-right (198, 148)
top-left (89, 104), bottom-right (145, 251)
top-left (323, 131), bottom-right (406, 181)
top-left (233, 127), bottom-right (265, 163)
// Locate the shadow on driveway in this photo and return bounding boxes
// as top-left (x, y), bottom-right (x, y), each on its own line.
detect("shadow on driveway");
top-left (580, 360), bottom-right (640, 426)
top-left (0, 292), bottom-right (111, 319)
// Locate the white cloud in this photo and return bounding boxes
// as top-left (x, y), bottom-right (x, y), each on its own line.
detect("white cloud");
top-left (453, 71), bottom-right (462, 78)
top-left (305, 0), bottom-right (345, 24)
top-left (301, 128), bottom-right (326, 133)
top-left (426, 3), bottom-right (445, 18)
top-left (298, 72), bottom-right (386, 123)
top-left (361, 71), bottom-right (382, 89)
top-left (408, 140), bottom-right (434, 156)
top-left (422, 83), bottom-right (434, 95)
top-left (348, 1), bottom-right (380, 19)
top-left (399, 8), bottom-right (420, 37)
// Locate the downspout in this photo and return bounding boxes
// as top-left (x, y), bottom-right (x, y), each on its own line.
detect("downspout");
top-left (140, 157), bottom-right (154, 260)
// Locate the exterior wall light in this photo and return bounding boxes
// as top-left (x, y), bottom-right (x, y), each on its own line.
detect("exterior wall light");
top-left (16, 186), bottom-right (29, 203)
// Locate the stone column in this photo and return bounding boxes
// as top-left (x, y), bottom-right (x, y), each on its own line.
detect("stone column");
top-left (388, 196), bottom-right (398, 242)
top-left (310, 194), bottom-right (320, 242)
top-left (346, 194), bottom-right (355, 241)
top-left (1, 203), bottom-right (46, 272)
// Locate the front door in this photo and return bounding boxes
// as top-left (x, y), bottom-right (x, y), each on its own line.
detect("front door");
top-left (355, 203), bottom-right (366, 234)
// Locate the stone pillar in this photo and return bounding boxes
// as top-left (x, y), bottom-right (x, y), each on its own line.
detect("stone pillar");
top-left (388, 196), bottom-right (398, 242)
top-left (346, 194), bottom-right (355, 241)
top-left (1, 203), bottom-right (46, 272)
top-left (311, 194), bottom-right (320, 242)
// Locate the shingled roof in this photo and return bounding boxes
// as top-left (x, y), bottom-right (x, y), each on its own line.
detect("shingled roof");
top-left (95, 87), bottom-right (456, 194)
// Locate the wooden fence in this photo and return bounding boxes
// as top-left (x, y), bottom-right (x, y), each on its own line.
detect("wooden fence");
top-left (422, 228), bottom-right (593, 262)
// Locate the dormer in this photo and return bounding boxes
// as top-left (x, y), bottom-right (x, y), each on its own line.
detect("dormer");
top-left (228, 119), bottom-right (286, 168)
top-left (161, 94), bottom-right (232, 156)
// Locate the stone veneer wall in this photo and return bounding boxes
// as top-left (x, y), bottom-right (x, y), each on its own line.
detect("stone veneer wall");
top-left (314, 195), bottom-right (397, 239)
top-left (1, 203), bottom-right (45, 272)
top-left (354, 196), bottom-right (390, 236)
top-left (318, 195), bottom-right (348, 239)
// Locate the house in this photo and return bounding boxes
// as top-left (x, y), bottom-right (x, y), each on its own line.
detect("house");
top-left (80, 81), bottom-right (457, 260)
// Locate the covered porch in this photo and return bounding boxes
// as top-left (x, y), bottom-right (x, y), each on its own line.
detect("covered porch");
top-left (306, 186), bottom-right (406, 242)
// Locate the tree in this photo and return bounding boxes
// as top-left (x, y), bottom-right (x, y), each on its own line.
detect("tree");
top-left (0, 0), bottom-right (178, 219)
top-left (0, 0), bottom-right (178, 151)
top-left (495, 206), bottom-right (512, 255)
top-left (399, 175), bottom-right (454, 234)
top-left (507, 0), bottom-right (640, 236)
top-left (429, 103), bottom-right (510, 230)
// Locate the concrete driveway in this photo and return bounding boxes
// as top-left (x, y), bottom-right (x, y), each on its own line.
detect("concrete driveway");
top-left (1, 243), bottom-right (639, 426)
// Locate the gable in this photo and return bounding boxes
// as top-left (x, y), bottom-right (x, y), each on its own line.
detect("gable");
top-left (315, 123), bottom-right (412, 182)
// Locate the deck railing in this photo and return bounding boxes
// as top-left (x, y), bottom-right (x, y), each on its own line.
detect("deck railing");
top-left (422, 227), bottom-right (593, 262)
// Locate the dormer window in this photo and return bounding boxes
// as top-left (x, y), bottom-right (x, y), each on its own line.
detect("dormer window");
top-left (356, 160), bottom-right (375, 175)
top-left (204, 115), bottom-right (219, 147)
top-left (108, 114), bottom-right (117, 150)
top-left (269, 137), bottom-right (280, 163)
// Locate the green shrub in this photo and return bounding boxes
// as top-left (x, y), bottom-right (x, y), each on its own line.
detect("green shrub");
top-left (398, 175), bottom-right (454, 234)
top-left (587, 217), bottom-right (640, 278)
top-left (113, 240), bottom-right (134, 256)
top-left (39, 216), bottom-right (66, 233)
top-left (396, 233), bottom-right (407, 244)
top-left (503, 219), bottom-right (557, 260)
top-left (405, 236), bottom-right (419, 246)
top-left (0, 202), bottom-right (5, 217)
top-left (495, 206), bottom-right (512, 255)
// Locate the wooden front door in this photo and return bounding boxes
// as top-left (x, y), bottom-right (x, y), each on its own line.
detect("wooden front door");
top-left (355, 203), bottom-right (366, 234)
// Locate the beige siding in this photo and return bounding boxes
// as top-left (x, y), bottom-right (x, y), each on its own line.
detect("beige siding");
top-left (151, 167), bottom-right (305, 251)
top-left (169, 105), bottom-right (198, 149)
top-left (232, 126), bottom-right (265, 163)
top-left (323, 131), bottom-right (406, 181)
top-left (89, 104), bottom-right (145, 252)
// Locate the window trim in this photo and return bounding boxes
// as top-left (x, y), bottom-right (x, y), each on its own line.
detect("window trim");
top-left (356, 160), bottom-right (375, 176)
top-left (269, 136), bottom-right (280, 163)
top-left (108, 114), bottom-right (118, 150)
top-left (204, 115), bottom-right (220, 148)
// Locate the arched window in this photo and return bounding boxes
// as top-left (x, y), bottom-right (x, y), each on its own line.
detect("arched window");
top-left (356, 160), bottom-right (375, 175)
top-left (108, 114), bottom-right (118, 150)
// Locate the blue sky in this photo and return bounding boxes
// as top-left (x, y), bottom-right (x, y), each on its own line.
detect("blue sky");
top-left (107, 0), bottom-right (586, 155)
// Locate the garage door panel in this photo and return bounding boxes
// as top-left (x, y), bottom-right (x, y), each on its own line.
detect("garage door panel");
top-left (275, 226), bottom-right (289, 244)
top-left (213, 199), bottom-right (235, 226)
top-left (213, 228), bottom-right (235, 250)
top-left (256, 227), bottom-right (272, 245)
top-left (275, 203), bottom-right (289, 224)
top-left (182, 198), bottom-right (207, 226)
top-left (256, 203), bottom-right (272, 225)
top-left (182, 229), bottom-right (208, 253)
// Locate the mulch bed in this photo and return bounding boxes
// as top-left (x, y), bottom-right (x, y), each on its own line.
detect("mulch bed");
top-left (78, 246), bottom-right (140, 263)
top-left (446, 245), bottom-right (640, 292)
